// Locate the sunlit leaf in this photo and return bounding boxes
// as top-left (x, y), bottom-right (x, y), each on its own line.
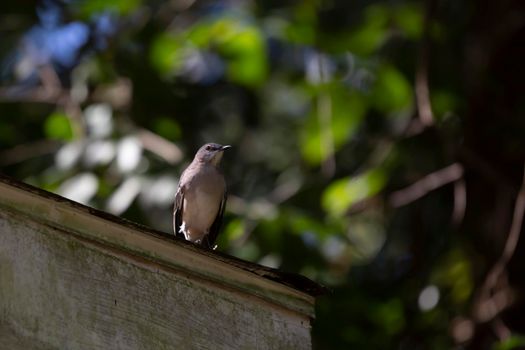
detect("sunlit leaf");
top-left (322, 168), bottom-right (386, 217)
top-left (84, 140), bottom-right (115, 166)
top-left (346, 5), bottom-right (389, 56)
top-left (222, 218), bottom-right (246, 243)
top-left (201, 18), bottom-right (267, 86)
top-left (300, 88), bottom-right (367, 165)
top-left (115, 136), bottom-right (143, 173)
top-left (150, 33), bottom-right (184, 75)
top-left (371, 64), bottom-right (412, 113)
top-left (394, 4), bottom-right (424, 39)
top-left (44, 112), bottom-right (73, 141)
top-left (158, 17), bottom-right (267, 86)
top-left (106, 176), bottom-right (141, 215)
top-left (187, 21), bottom-right (214, 47)
top-left (84, 103), bottom-right (113, 138)
top-left (57, 172), bottom-right (99, 205)
top-left (221, 27), bottom-right (267, 86)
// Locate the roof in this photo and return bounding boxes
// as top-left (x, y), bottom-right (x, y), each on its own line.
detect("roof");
top-left (0, 174), bottom-right (327, 318)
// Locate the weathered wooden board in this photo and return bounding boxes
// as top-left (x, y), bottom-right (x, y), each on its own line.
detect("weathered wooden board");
top-left (0, 175), bottom-right (322, 349)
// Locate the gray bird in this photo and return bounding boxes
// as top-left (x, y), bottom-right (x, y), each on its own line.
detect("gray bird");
top-left (173, 143), bottom-right (230, 249)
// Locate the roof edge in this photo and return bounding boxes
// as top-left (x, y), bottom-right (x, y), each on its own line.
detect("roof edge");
top-left (0, 174), bottom-right (327, 317)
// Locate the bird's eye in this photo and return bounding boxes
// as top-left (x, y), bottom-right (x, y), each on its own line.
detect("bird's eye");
top-left (206, 145), bottom-right (212, 151)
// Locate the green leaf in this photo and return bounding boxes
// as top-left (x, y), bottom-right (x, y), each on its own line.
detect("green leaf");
top-left (346, 5), bottom-right (389, 56)
top-left (76, 0), bottom-right (141, 17)
top-left (431, 90), bottom-right (458, 119)
top-left (222, 29), bottom-right (267, 86)
top-left (393, 4), bottom-right (424, 39)
top-left (300, 88), bottom-right (367, 165)
top-left (368, 299), bottom-right (405, 335)
top-left (432, 249), bottom-right (473, 304)
top-left (493, 336), bottom-right (525, 350)
top-left (223, 218), bottom-right (246, 242)
top-left (322, 168), bottom-right (386, 217)
top-left (150, 33), bottom-right (184, 75)
top-left (44, 112), bottom-right (73, 141)
top-left (211, 19), bottom-right (267, 86)
top-left (289, 211), bottom-right (330, 239)
top-left (153, 117), bottom-right (181, 140)
top-left (160, 17), bottom-right (268, 86)
top-left (284, 2), bottom-right (317, 45)
top-left (371, 64), bottom-right (412, 113)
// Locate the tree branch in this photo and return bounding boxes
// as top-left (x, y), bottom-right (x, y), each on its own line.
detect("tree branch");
top-left (389, 163), bottom-right (464, 207)
top-left (473, 162), bottom-right (525, 322)
top-left (415, 0), bottom-right (437, 126)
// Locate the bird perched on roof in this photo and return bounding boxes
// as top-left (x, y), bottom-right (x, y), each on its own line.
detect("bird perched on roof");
top-left (173, 143), bottom-right (230, 249)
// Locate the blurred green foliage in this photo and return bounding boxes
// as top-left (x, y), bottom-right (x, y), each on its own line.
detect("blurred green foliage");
top-left (1, 0), bottom-right (525, 349)
top-left (44, 112), bottom-right (73, 141)
top-left (322, 168), bottom-right (386, 217)
top-left (493, 336), bottom-right (525, 350)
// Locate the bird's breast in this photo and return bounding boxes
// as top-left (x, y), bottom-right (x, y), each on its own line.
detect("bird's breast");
top-left (181, 167), bottom-right (225, 242)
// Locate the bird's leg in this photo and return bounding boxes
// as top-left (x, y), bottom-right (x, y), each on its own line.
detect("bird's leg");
top-left (202, 235), bottom-right (212, 249)
top-left (202, 231), bottom-right (217, 249)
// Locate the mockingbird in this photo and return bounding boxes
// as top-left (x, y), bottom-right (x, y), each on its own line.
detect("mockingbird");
top-left (173, 143), bottom-right (230, 249)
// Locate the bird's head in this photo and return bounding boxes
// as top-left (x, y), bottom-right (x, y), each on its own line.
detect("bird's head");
top-left (195, 143), bottom-right (231, 166)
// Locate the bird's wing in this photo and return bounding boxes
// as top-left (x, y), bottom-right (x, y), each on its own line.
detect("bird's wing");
top-left (173, 184), bottom-right (185, 239)
top-left (203, 191), bottom-right (227, 249)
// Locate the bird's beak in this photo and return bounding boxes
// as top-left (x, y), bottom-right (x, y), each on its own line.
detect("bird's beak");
top-left (220, 145), bottom-right (232, 151)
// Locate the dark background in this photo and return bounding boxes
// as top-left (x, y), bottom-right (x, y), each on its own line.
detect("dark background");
top-left (1, 0), bottom-right (525, 349)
